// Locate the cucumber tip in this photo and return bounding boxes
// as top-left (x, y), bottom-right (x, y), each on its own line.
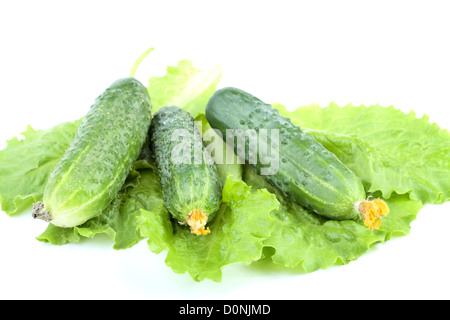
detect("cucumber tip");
top-left (32, 202), bottom-right (52, 222)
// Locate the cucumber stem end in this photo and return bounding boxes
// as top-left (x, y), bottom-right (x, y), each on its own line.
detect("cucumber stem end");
top-left (32, 202), bottom-right (52, 222)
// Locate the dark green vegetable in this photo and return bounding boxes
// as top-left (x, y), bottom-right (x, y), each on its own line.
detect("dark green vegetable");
top-left (150, 106), bottom-right (222, 235)
top-left (205, 87), bottom-right (388, 228)
top-left (32, 78), bottom-right (152, 228)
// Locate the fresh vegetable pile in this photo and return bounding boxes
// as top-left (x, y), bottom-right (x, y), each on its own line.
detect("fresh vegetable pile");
top-left (1, 49), bottom-right (449, 282)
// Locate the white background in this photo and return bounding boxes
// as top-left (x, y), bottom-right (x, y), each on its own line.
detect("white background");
top-left (0, 0), bottom-right (449, 300)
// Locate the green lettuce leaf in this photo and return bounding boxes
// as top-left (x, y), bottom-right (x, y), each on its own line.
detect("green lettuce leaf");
top-left (0, 119), bottom-right (82, 215)
top-left (147, 60), bottom-right (222, 118)
top-left (243, 165), bottom-right (423, 271)
top-left (195, 113), bottom-right (243, 183)
top-left (267, 194), bottom-right (422, 272)
top-left (273, 103), bottom-right (450, 204)
top-left (137, 175), bottom-right (279, 282)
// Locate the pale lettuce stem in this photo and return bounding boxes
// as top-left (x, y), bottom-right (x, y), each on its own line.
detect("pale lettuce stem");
top-left (129, 47), bottom-right (154, 78)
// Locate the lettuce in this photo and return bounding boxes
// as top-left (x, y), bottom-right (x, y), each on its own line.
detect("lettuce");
top-left (273, 103), bottom-right (450, 204)
top-left (0, 119), bottom-right (82, 216)
top-left (243, 165), bottom-right (423, 271)
top-left (195, 113), bottom-right (243, 183)
top-left (268, 194), bottom-right (423, 272)
top-left (131, 48), bottom-right (222, 119)
top-left (147, 60), bottom-right (222, 119)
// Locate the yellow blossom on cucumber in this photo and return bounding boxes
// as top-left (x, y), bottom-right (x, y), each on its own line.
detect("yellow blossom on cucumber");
top-left (187, 209), bottom-right (211, 236)
top-left (358, 198), bottom-right (390, 230)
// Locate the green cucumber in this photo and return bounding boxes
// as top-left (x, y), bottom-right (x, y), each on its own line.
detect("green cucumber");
top-left (150, 106), bottom-right (222, 235)
top-left (32, 78), bottom-right (152, 228)
top-left (205, 87), bottom-right (388, 229)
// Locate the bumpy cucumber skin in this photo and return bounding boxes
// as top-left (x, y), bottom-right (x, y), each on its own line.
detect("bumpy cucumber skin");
top-left (43, 78), bottom-right (152, 227)
top-left (205, 87), bottom-right (366, 220)
top-left (150, 106), bottom-right (222, 224)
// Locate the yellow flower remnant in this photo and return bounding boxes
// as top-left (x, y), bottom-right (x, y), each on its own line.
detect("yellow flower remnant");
top-left (187, 209), bottom-right (211, 236)
top-left (358, 198), bottom-right (390, 230)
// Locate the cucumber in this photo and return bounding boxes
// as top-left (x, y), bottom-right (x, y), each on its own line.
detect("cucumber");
top-left (150, 106), bottom-right (222, 235)
top-left (205, 87), bottom-right (388, 229)
top-left (32, 78), bottom-right (152, 228)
